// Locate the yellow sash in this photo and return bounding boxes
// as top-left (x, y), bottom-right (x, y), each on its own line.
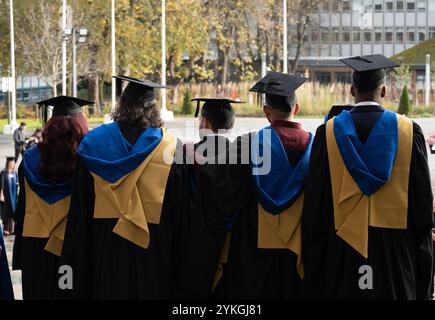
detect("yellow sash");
top-left (22, 180), bottom-right (71, 257)
top-left (326, 114), bottom-right (413, 258)
top-left (257, 193), bottom-right (305, 279)
top-left (92, 128), bottom-right (177, 249)
top-left (211, 232), bottom-right (232, 292)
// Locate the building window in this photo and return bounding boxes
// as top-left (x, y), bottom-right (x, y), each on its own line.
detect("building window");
top-left (386, 1), bottom-right (393, 11)
top-left (322, 31), bottom-right (331, 42)
top-left (321, 1), bottom-right (329, 11)
top-left (374, 0), bottom-right (383, 11)
top-left (430, 1), bottom-right (435, 12)
top-left (429, 27), bottom-right (435, 39)
top-left (353, 29), bottom-right (361, 42)
top-left (374, 29), bottom-right (383, 43)
top-left (22, 91), bottom-right (30, 100)
top-left (335, 72), bottom-right (351, 84)
top-left (396, 1), bottom-right (404, 11)
top-left (407, 2), bottom-right (415, 11)
top-left (396, 28), bottom-right (404, 43)
top-left (363, 0), bottom-right (373, 11)
top-left (332, 1), bottom-right (340, 11)
top-left (419, 28), bottom-right (426, 42)
top-left (342, 0), bottom-right (351, 11)
top-left (332, 28), bottom-right (340, 42)
top-left (311, 31), bottom-right (320, 42)
top-left (316, 72), bottom-right (331, 84)
top-left (407, 27), bottom-right (416, 42)
top-left (385, 28), bottom-right (393, 42)
top-left (364, 31), bottom-right (372, 42)
top-left (342, 29), bottom-right (351, 42)
top-left (418, 0), bottom-right (426, 12)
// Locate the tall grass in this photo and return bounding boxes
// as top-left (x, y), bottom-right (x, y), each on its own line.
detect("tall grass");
top-left (2, 82), bottom-right (435, 120)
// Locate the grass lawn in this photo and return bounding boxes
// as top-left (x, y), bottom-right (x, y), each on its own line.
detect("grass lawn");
top-left (0, 117), bottom-right (107, 130)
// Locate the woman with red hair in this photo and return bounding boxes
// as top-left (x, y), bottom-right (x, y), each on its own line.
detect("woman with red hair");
top-left (12, 96), bottom-right (92, 300)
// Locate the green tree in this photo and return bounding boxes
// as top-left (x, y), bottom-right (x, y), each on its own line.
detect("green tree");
top-left (181, 90), bottom-right (193, 114)
top-left (398, 85), bottom-right (411, 115)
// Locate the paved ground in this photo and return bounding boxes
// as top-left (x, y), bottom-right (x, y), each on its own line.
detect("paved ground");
top-left (2, 117), bottom-right (435, 300)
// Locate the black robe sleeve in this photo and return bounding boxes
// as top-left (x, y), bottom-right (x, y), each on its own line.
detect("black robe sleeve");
top-left (55, 158), bottom-right (94, 299)
top-left (12, 163), bottom-right (25, 270)
top-left (301, 125), bottom-right (333, 299)
top-left (407, 123), bottom-right (434, 300)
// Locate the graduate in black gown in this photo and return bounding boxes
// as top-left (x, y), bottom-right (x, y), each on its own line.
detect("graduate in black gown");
top-left (178, 98), bottom-right (241, 298)
top-left (196, 72), bottom-right (312, 299)
top-left (302, 54), bottom-right (434, 300)
top-left (12, 96), bottom-right (92, 300)
top-left (56, 76), bottom-right (190, 300)
top-left (0, 229), bottom-right (14, 300)
top-left (0, 157), bottom-right (18, 236)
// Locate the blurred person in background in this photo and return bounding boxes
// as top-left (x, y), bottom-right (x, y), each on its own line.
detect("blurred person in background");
top-left (0, 157), bottom-right (18, 236)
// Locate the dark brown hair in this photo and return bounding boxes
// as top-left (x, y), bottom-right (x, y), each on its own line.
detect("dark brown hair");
top-left (113, 94), bottom-right (163, 130)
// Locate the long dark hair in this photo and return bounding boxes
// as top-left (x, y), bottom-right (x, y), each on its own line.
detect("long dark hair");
top-left (38, 113), bottom-right (89, 184)
top-left (113, 92), bottom-right (163, 130)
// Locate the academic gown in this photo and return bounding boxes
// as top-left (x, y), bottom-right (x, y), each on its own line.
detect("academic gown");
top-left (13, 147), bottom-right (72, 300)
top-left (0, 230), bottom-right (14, 300)
top-left (195, 124), bottom-right (311, 300)
top-left (302, 105), bottom-right (434, 300)
top-left (0, 170), bottom-right (18, 226)
top-left (175, 134), bottom-right (234, 299)
top-left (56, 123), bottom-right (191, 300)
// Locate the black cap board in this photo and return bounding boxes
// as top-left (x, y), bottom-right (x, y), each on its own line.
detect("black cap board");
top-left (114, 75), bottom-right (168, 104)
top-left (250, 72), bottom-right (308, 111)
top-left (191, 98), bottom-right (244, 117)
top-left (249, 72), bottom-right (308, 97)
top-left (36, 95), bottom-right (94, 123)
top-left (339, 54), bottom-right (400, 93)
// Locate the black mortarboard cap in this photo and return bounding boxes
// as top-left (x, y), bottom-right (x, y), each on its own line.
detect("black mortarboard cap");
top-left (249, 72), bottom-right (308, 96)
top-left (340, 54), bottom-right (400, 93)
top-left (114, 75), bottom-right (168, 104)
top-left (250, 72), bottom-right (308, 111)
top-left (36, 95), bottom-right (94, 123)
top-left (191, 98), bottom-right (244, 118)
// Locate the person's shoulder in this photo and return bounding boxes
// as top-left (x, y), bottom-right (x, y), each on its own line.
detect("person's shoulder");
top-left (314, 123), bottom-right (327, 139)
top-left (81, 123), bottom-right (114, 144)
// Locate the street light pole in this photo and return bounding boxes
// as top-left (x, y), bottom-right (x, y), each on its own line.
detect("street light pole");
top-left (62, 0), bottom-right (67, 95)
top-left (160, 0), bottom-right (173, 121)
top-left (425, 54), bottom-right (431, 107)
top-left (9, 0), bottom-right (17, 127)
top-left (72, 29), bottom-right (77, 97)
top-left (111, 0), bottom-right (116, 113)
top-left (161, 0), bottom-right (166, 111)
top-left (283, 0), bottom-right (288, 74)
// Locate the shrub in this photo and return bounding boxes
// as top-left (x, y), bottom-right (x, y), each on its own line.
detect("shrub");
top-left (181, 91), bottom-right (194, 115)
top-left (398, 85), bottom-right (411, 115)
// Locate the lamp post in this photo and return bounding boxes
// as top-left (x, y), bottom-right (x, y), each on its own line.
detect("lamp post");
top-left (111, 0), bottom-right (116, 113)
top-left (3, 0), bottom-right (18, 134)
top-left (425, 54), bottom-right (431, 107)
top-left (62, 0), bottom-right (67, 95)
top-left (64, 28), bottom-right (88, 98)
top-left (160, 0), bottom-right (173, 121)
top-left (283, 0), bottom-right (288, 74)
